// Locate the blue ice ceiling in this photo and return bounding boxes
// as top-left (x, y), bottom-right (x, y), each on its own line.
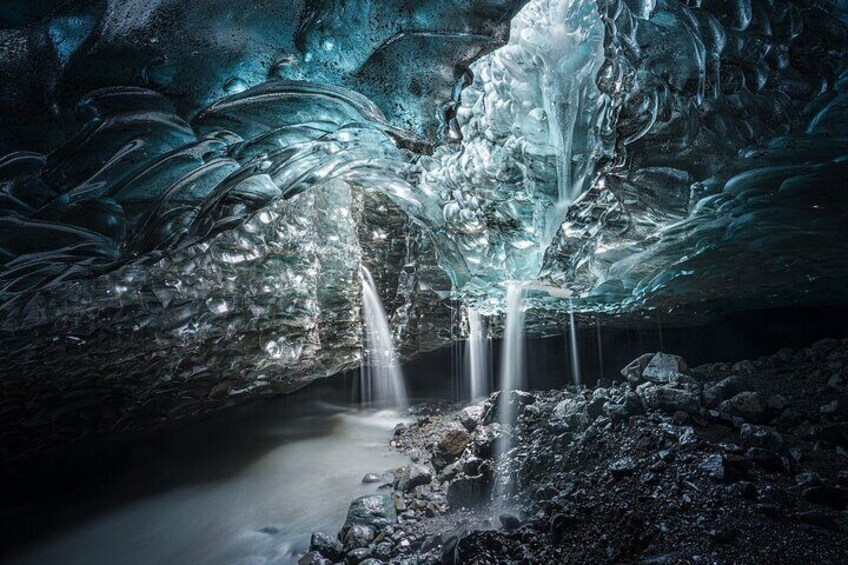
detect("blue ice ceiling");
top-left (0, 0), bottom-right (847, 457)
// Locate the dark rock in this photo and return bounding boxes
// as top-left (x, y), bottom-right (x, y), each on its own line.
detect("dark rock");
top-left (346, 547), bottom-right (373, 564)
top-left (343, 524), bottom-right (375, 551)
top-left (395, 464), bottom-right (432, 492)
top-left (642, 353), bottom-right (689, 383)
top-left (609, 457), bottom-right (637, 477)
top-left (803, 486), bottom-right (848, 511)
top-left (817, 422), bottom-right (848, 449)
top-left (718, 392), bottom-right (769, 423)
top-left (432, 429), bottom-right (472, 470)
top-left (700, 454), bottom-right (747, 482)
top-left (745, 448), bottom-right (785, 472)
top-left (621, 353), bottom-right (655, 384)
top-left (795, 472), bottom-right (823, 488)
top-left (340, 495), bottom-right (397, 539)
top-left (359, 559), bottom-right (384, 565)
top-left (361, 473), bottom-right (382, 484)
top-left (499, 514), bottom-right (520, 531)
top-left (702, 376), bottom-right (740, 408)
top-left (459, 405), bottom-right (485, 431)
top-left (728, 481), bottom-right (758, 500)
top-left (550, 513), bottom-right (578, 544)
top-left (446, 470), bottom-right (493, 509)
top-left (372, 541), bottom-right (393, 561)
top-left (297, 551), bottom-right (331, 565)
top-left (796, 510), bottom-right (840, 531)
top-left (740, 424), bottom-right (784, 451)
top-left (310, 531), bottom-right (343, 561)
top-left (638, 383), bottom-right (700, 413)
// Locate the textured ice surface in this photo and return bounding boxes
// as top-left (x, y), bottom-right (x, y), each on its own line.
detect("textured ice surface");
top-left (1, 0), bottom-right (848, 457)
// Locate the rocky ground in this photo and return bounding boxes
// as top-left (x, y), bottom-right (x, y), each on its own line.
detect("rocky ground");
top-left (300, 339), bottom-right (848, 564)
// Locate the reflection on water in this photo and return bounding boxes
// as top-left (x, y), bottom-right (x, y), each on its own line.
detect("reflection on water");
top-left (8, 393), bottom-right (408, 565)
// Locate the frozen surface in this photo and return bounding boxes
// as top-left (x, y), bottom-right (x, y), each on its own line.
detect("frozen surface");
top-left (1, 0), bottom-right (847, 456)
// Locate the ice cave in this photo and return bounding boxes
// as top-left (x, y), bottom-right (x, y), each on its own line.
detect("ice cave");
top-left (1, 0), bottom-right (848, 563)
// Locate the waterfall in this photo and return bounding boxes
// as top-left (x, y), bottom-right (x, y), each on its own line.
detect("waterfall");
top-left (497, 284), bottom-right (527, 459)
top-left (359, 266), bottom-right (408, 410)
top-left (568, 304), bottom-right (582, 387)
top-left (467, 309), bottom-right (490, 400)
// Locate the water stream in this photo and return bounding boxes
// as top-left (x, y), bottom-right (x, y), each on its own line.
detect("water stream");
top-left (360, 266), bottom-right (408, 410)
top-left (467, 309), bottom-right (490, 400)
top-left (496, 284), bottom-right (527, 461)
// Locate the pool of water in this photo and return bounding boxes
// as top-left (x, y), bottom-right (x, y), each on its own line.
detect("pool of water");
top-left (5, 391), bottom-right (409, 565)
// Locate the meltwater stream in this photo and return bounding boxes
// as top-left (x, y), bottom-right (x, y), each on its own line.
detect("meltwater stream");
top-left (6, 393), bottom-right (408, 565)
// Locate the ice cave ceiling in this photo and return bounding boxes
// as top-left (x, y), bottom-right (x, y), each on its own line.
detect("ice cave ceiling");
top-left (1, 0), bottom-right (847, 460)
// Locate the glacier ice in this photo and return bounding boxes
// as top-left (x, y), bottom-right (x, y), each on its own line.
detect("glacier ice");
top-left (1, 0), bottom-right (847, 459)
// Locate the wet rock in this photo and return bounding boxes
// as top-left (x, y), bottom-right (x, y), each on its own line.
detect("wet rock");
top-left (608, 457), bottom-right (637, 477)
top-left (732, 360), bottom-right (755, 375)
top-left (459, 405), bottom-right (485, 432)
top-left (700, 454), bottom-right (747, 482)
top-left (361, 473), bottom-right (382, 484)
top-left (346, 547), bottom-right (372, 564)
top-left (297, 551), bottom-right (332, 565)
top-left (343, 525), bottom-right (375, 551)
top-left (702, 376), bottom-right (740, 408)
top-left (637, 383), bottom-right (700, 414)
top-left (767, 394), bottom-right (789, 413)
top-left (395, 464), bottom-right (432, 492)
top-left (718, 392), bottom-right (769, 423)
top-left (432, 430), bottom-right (472, 470)
top-left (359, 559), bottom-right (384, 565)
top-left (795, 472), bottom-right (823, 488)
top-left (340, 494), bottom-right (397, 539)
top-left (796, 510), bottom-right (840, 531)
top-left (740, 424), bottom-right (784, 451)
top-left (745, 448), bottom-right (784, 472)
top-left (621, 353), bottom-right (655, 384)
top-left (499, 514), bottom-right (520, 531)
top-left (372, 541), bottom-right (393, 561)
top-left (446, 471), bottom-right (493, 509)
top-left (728, 481), bottom-right (758, 500)
top-left (310, 531), bottom-right (343, 561)
top-left (642, 353), bottom-right (689, 383)
top-left (815, 423), bottom-right (848, 449)
top-left (803, 486), bottom-right (848, 511)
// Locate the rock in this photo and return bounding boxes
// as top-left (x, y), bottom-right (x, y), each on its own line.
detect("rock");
top-left (637, 383), bottom-right (700, 414)
top-left (343, 524), bottom-right (375, 551)
top-left (796, 510), bottom-right (840, 531)
top-left (340, 495), bottom-right (397, 539)
top-left (717, 391), bottom-right (768, 422)
top-left (446, 471), bottom-right (493, 509)
top-left (608, 457), bottom-right (637, 477)
top-left (372, 541), bottom-right (393, 561)
top-left (361, 473), bottom-right (382, 484)
top-left (395, 464), bottom-right (432, 492)
top-left (702, 376), bottom-right (740, 408)
top-left (767, 394), bottom-right (788, 412)
top-left (820, 400), bottom-right (845, 416)
top-left (700, 454), bottom-right (747, 482)
top-left (433, 430), bottom-right (472, 470)
top-left (438, 460), bottom-right (462, 482)
top-left (740, 424), bottom-right (784, 451)
top-left (728, 481), bottom-right (758, 499)
top-left (621, 353), bottom-right (655, 383)
top-left (310, 531), bottom-right (343, 561)
top-left (499, 514), bottom-right (520, 531)
top-left (803, 486), bottom-right (848, 511)
top-left (745, 448), bottom-right (784, 472)
top-left (815, 422), bottom-right (848, 449)
top-left (298, 551), bottom-right (332, 565)
top-left (459, 405), bottom-right (485, 431)
top-left (359, 560), bottom-right (384, 565)
top-left (732, 360), bottom-right (755, 375)
top-left (795, 472), bottom-right (823, 488)
top-left (346, 547), bottom-right (373, 564)
top-left (642, 353), bottom-right (689, 383)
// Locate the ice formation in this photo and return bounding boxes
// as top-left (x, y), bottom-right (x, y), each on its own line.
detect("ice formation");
top-left (1, 0), bottom-right (847, 458)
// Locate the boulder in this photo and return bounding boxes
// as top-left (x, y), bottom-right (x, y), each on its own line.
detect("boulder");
top-left (702, 376), bottom-right (740, 408)
top-left (459, 405), bottom-right (485, 431)
top-left (621, 353), bottom-right (655, 383)
top-left (717, 391), bottom-right (768, 422)
top-left (394, 464), bottom-right (432, 492)
top-left (447, 471), bottom-right (493, 509)
top-left (433, 430), bottom-right (472, 470)
top-left (740, 424), bottom-right (783, 451)
top-left (340, 494), bottom-right (397, 539)
top-left (309, 531), bottom-right (343, 561)
top-left (298, 551), bottom-right (332, 565)
top-left (343, 524), bottom-right (375, 551)
top-left (642, 353), bottom-right (689, 383)
top-left (608, 457), bottom-right (637, 477)
top-left (637, 383), bottom-right (700, 413)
